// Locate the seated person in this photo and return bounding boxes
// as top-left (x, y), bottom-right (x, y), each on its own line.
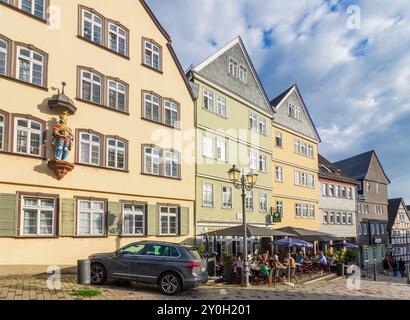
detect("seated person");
top-left (318, 251), bottom-right (328, 273)
top-left (295, 251), bottom-right (305, 264)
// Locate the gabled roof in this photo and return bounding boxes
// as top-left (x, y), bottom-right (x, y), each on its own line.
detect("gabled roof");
top-left (192, 36), bottom-right (273, 114)
top-left (388, 198), bottom-right (408, 231)
top-left (318, 154), bottom-right (357, 184)
top-left (270, 84), bottom-right (321, 143)
top-left (139, 0), bottom-right (195, 100)
top-left (333, 150), bottom-right (391, 183)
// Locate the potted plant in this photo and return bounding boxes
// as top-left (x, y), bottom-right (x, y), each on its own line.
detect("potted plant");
top-left (223, 252), bottom-right (234, 283)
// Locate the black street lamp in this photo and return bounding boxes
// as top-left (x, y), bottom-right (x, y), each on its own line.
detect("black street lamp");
top-left (228, 165), bottom-right (258, 287)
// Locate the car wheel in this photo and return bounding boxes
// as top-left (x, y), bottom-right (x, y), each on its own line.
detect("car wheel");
top-left (159, 272), bottom-right (181, 296)
top-left (90, 263), bottom-right (107, 285)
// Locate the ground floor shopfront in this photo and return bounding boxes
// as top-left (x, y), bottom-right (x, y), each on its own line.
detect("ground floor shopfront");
top-left (0, 183), bottom-right (194, 274)
top-left (360, 244), bottom-right (387, 270)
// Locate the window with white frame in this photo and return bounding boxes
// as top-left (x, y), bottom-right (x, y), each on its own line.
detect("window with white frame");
top-left (108, 23), bottom-right (127, 56)
top-left (323, 211), bottom-right (328, 224)
top-left (362, 223), bottom-right (368, 235)
top-left (164, 100), bottom-right (179, 128)
top-left (347, 187), bottom-right (353, 199)
top-left (347, 213), bottom-right (353, 225)
top-left (143, 146), bottom-right (160, 175)
top-left (275, 166), bottom-right (283, 182)
top-left (163, 149), bottom-right (179, 178)
top-left (239, 65), bottom-right (247, 83)
top-left (222, 186), bottom-right (232, 209)
top-left (275, 132), bottom-right (283, 148)
top-left (294, 171), bottom-right (301, 186)
top-left (376, 183), bottom-right (380, 193)
top-left (295, 105), bottom-right (302, 120)
top-left (295, 204), bottom-right (302, 218)
top-left (258, 117), bottom-right (267, 135)
top-left (276, 201), bottom-right (283, 217)
top-left (203, 89), bottom-right (214, 112)
top-left (329, 212), bottom-right (335, 224)
top-left (77, 200), bottom-right (105, 236)
top-left (335, 185), bottom-right (340, 197)
top-left (216, 139), bottom-right (227, 162)
top-left (366, 181), bottom-right (371, 192)
top-left (328, 184), bottom-right (334, 197)
top-left (20, 196), bottom-right (55, 236)
top-left (249, 151), bottom-right (258, 171)
top-left (336, 212), bottom-right (341, 224)
top-left (17, 46), bottom-right (45, 86)
top-left (106, 138), bottom-right (126, 170)
top-left (19, 0), bottom-right (46, 19)
top-left (294, 139), bottom-right (314, 158)
top-left (144, 92), bottom-right (160, 122)
top-left (203, 135), bottom-right (214, 158)
top-left (342, 212), bottom-right (347, 224)
top-left (0, 39), bottom-right (7, 76)
top-left (14, 118), bottom-right (42, 157)
top-left (202, 183), bottom-right (214, 207)
top-left (144, 39), bottom-right (161, 70)
top-left (0, 114), bottom-right (4, 151)
top-left (216, 96), bottom-right (227, 117)
top-left (79, 132), bottom-right (101, 166)
top-left (302, 205), bottom-right (308, 218)
top-left (107, 79), bottom-right (126, 111)
top-left (123, 204), bottom-right (145, 236)
top-left (308, 205), bottom-right (315, 218)
top-left (81, 69), bottom-right (102, 104)
top-left (301, 173), bottom-right (308, 187)
top-left (228, 57), bottom-right (238, 77)
top-left (249, 112), bottom-right (257, 131)
top-left (259, 193), bottom-right (268, 213)
top-left (82, 9), bottom-right (103, 45)
top-left (245, 191), bottom-right (253, 211)
top-left (308, 174), bottom-right (315, 188)
top-left (322, 183), bottom-right (328, 196)
top-left (160, 206), bottom-right (178, 235)
top-left (288, 102), bottom-right (302, 120)
top-left (341, 186), bottom-right (347, 198)
top-left (259, 155), bottom-right (267, 172)
top-left (307, 145), bottom-right (314, 158)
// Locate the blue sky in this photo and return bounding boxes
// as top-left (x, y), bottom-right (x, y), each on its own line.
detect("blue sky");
top-left (147, 0), bottom-right (410, 203)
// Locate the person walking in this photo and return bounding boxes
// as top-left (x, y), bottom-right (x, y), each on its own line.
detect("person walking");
top-left (398, 258), bottom-right (406, 278)
top-left (392, 259), bottom-right (399, 277)
top-left (382, 256), bottom-right (390, 276)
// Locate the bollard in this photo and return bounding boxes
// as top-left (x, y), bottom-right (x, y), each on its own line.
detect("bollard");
top-left (373, 262), bottom-right (377, 281)
top-left (77, 259), bottom-right (91, 285)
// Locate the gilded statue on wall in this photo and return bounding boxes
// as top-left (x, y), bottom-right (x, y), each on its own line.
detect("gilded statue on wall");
top-left (52, 111), bottom-right (74, 161)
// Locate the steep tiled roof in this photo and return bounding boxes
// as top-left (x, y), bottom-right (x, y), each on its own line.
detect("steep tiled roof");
top-left (333, 151), bottom-right (374, 180)
top-left (388, 198), bottom-right (407, 231)
top-left (318, 154), bottom-right (357, 184)
top-left (270, 85), bottom-right (293, 108)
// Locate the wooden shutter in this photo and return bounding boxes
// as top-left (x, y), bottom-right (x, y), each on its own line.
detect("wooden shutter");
top-left (147, 204), bottom-right (158, 236)
top-left (180, 207), bottom-right (190, 236)
top-left (0, 194), bottom-right (17, 237)
top-left (108, 202), bottom-right (121, 236)
top-left (60, 199), bottom-right (75, 236)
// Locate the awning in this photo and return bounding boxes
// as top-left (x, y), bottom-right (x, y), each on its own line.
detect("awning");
top-left (274, 226), bottom-right (343, 242)
top-left (201, 225), bottom-right (297, 237)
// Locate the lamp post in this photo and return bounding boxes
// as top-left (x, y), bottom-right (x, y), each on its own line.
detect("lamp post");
top-left (228, 165), bottom-right (258, 288)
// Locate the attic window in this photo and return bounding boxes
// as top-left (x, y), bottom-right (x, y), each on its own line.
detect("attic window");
top-left (320, 164), bottom-right (332, 173)
top-left (239, 65), bottom-right (247, 83)
top-left (288, 102), bottom-right (302, 121)
top-left (228, 57), bottom-right (238, 78)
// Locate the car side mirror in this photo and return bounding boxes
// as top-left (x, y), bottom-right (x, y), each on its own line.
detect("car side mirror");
top-left (115, 249), bottom-right (123, 256)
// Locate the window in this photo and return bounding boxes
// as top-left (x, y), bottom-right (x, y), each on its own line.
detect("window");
top-left (203, 183), bottom-right (214, 207)
top-left (295, 204), bottom-right (302, 218)
top-left (328, 184), bottom-right (334, 197)
top-left (144, 39), bottom-right (161, 71)
top-left (164, 100), bottom-right (179, 128)
top-left (203, 136), bottom-right (214, 158)
top-left (294, 171), bottom-right (301, 186)
top-left (358, 223), bottom-right (362, 235)
top-left (0, 38), bottom-right (7, 76)
top-left (308, 175), bottom-right (315, 189)
top-left (259, 193), bottom-right (268, 213)
top-left (0, 114), bottom-right (5, 151)
top-left (258, 117), bottom-right (267, 135)
top-left (20, 196), bottom-right (55, 236)
top-left (275, 132), bottom-right (283, 148)
top-left (276, 201), bottom-right (283, 217)
top-left (366, 182), bottom-right (371, 192)
top-left (301, 173), bottom-right (308, 187)
top-left (249, 151), bottom-right (258, 171)
top-left (19, 0), bottom-right (46, 19)
top-left (222, 186), bottom-right (232, 209)
top-left (108, 23), bottom-right (127, 56)
top-left (336, 212), bottom-right (341, 224)
top-left (163, 150), bottom-right (179, 178)
top-left (307, 145), bottom-right (314, 158)
top-left (16, 46), bottom-right (45, 86)
top-left (79, 132), bottom-right (101, 166)
top-left (294, 139), bottom-right (314, 158)
top-left (342, 213), bottom-right (347, 224)
top-left (123, 204), bottom-right (145, 236)
top-left (323, 211), bottom-right (328, 224)
top-left (288, 102), bottom-right (302, 120)
top-left (322, 183), bottom-right (328, 196)
top-left (81, 9), bottom-right (103, 45)
top-left (245, 191), bottom-right (253, 211)
top-left (308, 205), bottom-right (315, 218)
top-left (329, 212), bottom-right (335, 224)
top-left (347, 213), bottom-right (353, 225)
top-left (143, 146), bottom-right (160, 175)
top-left (107, 79), bottom-right (126, 112)
top-left (216, 140), bottom-right (227, 162)
top-left (341, 187), bottom-right (347, 198)
top-left (376, 183), bottom-right (380, 193)
top-left (249, 112), bottom-right (257, 131)
top-left (203, 89), bottom-right (214, 112)
top-left (216, 96), bottom-right (227, 117)
top-left (302, 205), bottom-right (308, 218)
top-left (335, 185), bottom-right (340, 198)
top-left (229, 57), bottom-right (238, 77)
top-left (370, 224), bottom-right (375, 235)
top-left (80, 69), bottom-right (102, 104)
top-left (239, 65), bottom-right (247, 83)
top-left (14, 117), bottom-right (42, 157)
top-left (106, 138), bottom-right (126, 170)
top-left (160, 206), bottom-right (178, 235)
top-left (77, 200), bottom-right (105, 236)
top-left (259, 155), bottom-right (267, 172)
top-left (144, 92), bottom-right (160, 122)
top-left (275, 166), bottom-right (283, 182)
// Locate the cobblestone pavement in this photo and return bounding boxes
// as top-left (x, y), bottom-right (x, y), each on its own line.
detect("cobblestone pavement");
top-left (0, 274), bottom-right (409, 300)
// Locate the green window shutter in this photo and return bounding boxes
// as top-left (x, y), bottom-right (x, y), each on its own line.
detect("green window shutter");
top-left (0, 194), bottom-right (17, 237)
top-left (108, 202), bottom-right (121, 236)
top-left (180, 207), bottom-right (190, 236)
top-left (60, 199), bottom-right (74, 236)
top-left (147, 204), bottom-right (158, 236)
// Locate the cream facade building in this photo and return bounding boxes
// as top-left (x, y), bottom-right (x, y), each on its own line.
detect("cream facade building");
top-left (0, 0), bottom-right (195, 273)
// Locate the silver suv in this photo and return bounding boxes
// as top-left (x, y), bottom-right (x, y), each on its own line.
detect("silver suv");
top-left (88, 241), bottom-right (208, 295)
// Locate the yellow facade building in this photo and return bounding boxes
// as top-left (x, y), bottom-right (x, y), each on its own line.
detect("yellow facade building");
top-left (270, 85), bottom-right (321, 231)
top-left (0, 0), bottom-right (195, 273)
